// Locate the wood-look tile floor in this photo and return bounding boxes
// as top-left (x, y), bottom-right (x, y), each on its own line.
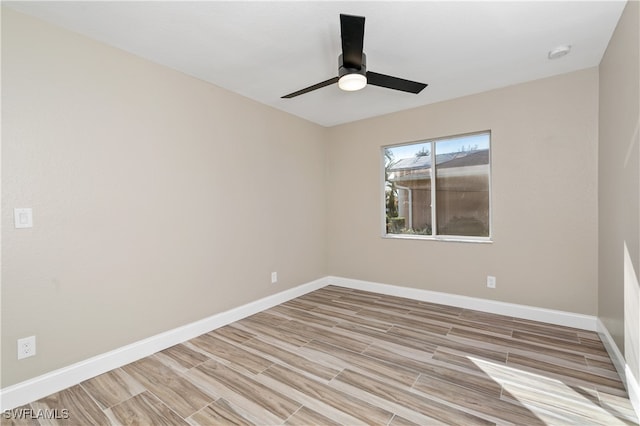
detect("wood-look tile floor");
top-left (4, 286), bottom-right (638, 425)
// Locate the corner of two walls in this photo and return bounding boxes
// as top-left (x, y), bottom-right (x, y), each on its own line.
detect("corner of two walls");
top-left (597, 0), bottom-right (640, 403)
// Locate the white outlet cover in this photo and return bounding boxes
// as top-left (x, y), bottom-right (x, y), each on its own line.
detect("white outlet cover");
top-left (487, 276), bottom-right (497, 288)
top-left (17, 335), bottom-right (36, 359)
top-left (271, 272), bottom-right (278, 284)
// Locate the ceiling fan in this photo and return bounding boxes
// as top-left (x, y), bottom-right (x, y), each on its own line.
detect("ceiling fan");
top-left (281, 14), bottom-right (428, 99)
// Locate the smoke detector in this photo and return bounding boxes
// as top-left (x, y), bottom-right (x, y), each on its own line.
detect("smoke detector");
top-left (548, 45), bottom-right (572, 60)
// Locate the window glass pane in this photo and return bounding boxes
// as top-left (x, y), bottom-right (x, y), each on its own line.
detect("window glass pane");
top-left (384, 143), bottom-right (433, 236)
top-left (435, 133), bottom-right (490, 237)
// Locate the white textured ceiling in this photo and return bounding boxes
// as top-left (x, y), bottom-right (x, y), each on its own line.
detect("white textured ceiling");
top-left (4, 1), bottom-right (627, 127)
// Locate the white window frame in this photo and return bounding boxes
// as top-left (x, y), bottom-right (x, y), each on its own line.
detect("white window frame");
top-left (381, 131), bottom-right (492, 243)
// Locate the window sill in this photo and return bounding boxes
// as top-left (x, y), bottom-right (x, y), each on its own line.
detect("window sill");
top-left (382, 234), bottom-right (493, 244)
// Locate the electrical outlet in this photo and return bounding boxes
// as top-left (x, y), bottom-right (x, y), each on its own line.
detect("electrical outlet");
top-left (487, 276), bottom-right (496, 289)
top-left (17, 336), bottom-right (36, 360)
top-left (271, 272), bottom-right (278, 284)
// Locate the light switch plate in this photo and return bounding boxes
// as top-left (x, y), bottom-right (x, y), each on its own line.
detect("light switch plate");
top-left (14, 208), bottom-right (33, 229)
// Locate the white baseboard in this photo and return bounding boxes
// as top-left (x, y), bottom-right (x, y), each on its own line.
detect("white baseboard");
top-left (0, 277), bottom-right (329, 411)
top-left (0, 275), bottom-right (620, 414)
top-left (626, 366), bottom-right (640, 420)
top-left (328, 276), bottom-right (598, 331)
top-left (597, 319), bottom-right (640, 419)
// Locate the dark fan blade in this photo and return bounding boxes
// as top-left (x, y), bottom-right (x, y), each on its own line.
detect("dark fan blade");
top-left (281, 77), bottom-right (339, 99)
top-left (340, 14), bottom-right (365, 69)
top-left (367, 71), bottom-right (427, 94)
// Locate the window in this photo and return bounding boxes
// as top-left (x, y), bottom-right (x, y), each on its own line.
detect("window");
top-left (383, 131), bottom-right (491, 241)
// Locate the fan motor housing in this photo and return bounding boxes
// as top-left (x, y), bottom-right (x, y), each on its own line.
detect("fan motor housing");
top-left (338, 53), bottom-right (367, 78)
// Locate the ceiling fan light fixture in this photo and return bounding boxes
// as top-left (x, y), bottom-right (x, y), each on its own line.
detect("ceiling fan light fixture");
top-left (338, 73), bottom-right (367, 91)
top-left (280, 15), bottom-right (427, 99)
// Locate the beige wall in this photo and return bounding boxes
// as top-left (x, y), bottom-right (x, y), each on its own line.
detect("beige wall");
top-left (598, 0), bottom-right (640, 369)
top-left (1, 9), bottom-right (327, 387)
top-left (327, 68), bottom-right (600, 314)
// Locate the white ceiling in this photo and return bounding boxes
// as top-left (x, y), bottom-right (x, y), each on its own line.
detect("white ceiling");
top-left (4, 1), bottom-right (627, 127)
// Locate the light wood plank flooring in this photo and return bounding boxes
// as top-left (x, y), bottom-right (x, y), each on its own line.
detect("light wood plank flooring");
top-left (3, 286), bottom-right (637, 425)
